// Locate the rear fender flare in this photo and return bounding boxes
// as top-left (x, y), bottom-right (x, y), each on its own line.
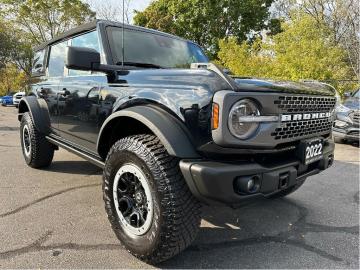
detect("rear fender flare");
top-left (18, 96), bottom-right (51, 135)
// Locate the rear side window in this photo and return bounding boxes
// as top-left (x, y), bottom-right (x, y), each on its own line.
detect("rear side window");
top-left (31, 49), bottom-right (46, 76)
top-left (69, 31), bottom-right (100, 76)
top-left (48, 41), bottom-right (67, 77)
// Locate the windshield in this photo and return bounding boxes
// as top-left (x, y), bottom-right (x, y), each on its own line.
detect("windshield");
top-left (107, 27), bottom-right (209, 68)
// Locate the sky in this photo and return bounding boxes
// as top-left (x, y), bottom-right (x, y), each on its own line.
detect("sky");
top-left (84, 0), bottom-right (153, 23)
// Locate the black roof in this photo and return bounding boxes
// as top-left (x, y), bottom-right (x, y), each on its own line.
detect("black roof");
top-left (35, 19), bottom-right (188, 51)
top-left (35, 20), bottom-right (97, 51)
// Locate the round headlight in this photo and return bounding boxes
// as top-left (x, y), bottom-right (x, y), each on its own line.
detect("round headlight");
top-left (228, 99), bottom-right (260, 139)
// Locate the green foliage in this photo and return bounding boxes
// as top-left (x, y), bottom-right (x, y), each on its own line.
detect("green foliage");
top-left (0, 0), bottom-right (96, 44)
top-left (217, 14), bottom-right (356, 93)
top-left (134, 0), bottom-right (278, 58)
top-left (0, 0), bottom-right (95, 92)
top-left (0, 64), bottom-right (27, 96)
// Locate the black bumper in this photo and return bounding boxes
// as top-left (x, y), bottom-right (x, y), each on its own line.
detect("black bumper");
top-left (180, 140), bottom-right (335, 206)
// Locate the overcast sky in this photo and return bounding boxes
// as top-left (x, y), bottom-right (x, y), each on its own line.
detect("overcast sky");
top-left (85, 0), bottom-right (153, 23)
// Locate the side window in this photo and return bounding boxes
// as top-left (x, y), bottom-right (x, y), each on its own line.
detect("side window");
top-left (32, 49), bottom-right (45, 75)
top-left (48, 41), bottom-right (67, 77)
top-left (69, 31), bottom-right (100, 76)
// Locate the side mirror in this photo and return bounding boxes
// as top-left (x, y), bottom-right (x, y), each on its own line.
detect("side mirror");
top-left (344, 91), bottom-right (352, 97)
top-left (66, 46), bottom-right (100, 71)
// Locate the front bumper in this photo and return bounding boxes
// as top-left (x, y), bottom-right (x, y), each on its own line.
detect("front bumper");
top-left (180, 140), bottom-right (335, 207)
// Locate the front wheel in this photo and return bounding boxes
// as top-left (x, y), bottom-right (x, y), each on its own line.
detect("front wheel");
top-left (103, 134), bottom-right (201, 264)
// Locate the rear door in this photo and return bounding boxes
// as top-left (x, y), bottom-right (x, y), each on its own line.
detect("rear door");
top-left (35, 41), bottom-right (68, 133)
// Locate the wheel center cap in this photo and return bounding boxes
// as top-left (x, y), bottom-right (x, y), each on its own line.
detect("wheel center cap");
top-left (135, 192), bottom-right (144, 203)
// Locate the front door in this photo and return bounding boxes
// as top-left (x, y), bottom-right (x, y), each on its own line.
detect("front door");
top-left (57, 75), bottom-right (104, 153)
top-left (56, 30), bottom-right (104, 153)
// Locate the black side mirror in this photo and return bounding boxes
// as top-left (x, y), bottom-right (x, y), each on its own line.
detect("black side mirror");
top-left (66, 46), bottom-right (100, 71)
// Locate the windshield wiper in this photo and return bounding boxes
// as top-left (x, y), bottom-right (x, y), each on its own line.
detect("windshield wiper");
top-left (116, 61), bottom-right (164, 69)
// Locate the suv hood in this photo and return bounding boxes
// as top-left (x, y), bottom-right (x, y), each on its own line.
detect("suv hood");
top-left (233, 78), bottom-right (335, 96)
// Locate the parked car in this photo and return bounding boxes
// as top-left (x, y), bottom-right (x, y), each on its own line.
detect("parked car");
top-left (13, 91), bottom-right (26, 108)
top-left (1, 92), bottom-right (15, 106)
top-left (18, 20), bottom-right (336, 264)
top-left (333, 88), bottom-right (360, 143)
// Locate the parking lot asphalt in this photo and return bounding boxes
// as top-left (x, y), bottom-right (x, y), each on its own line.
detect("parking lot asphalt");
top-left (0, 105), bottom-right (359, 269)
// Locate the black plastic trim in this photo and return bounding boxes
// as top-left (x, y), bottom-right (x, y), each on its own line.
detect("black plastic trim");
top-left (18, 96), bottom-right (51, 135)
top-left (46, 135), bottom-right (104, 168)
top-left (180, 140), bottom-right (335, 206)
top-left (97, 106), bottom-right (200, 158)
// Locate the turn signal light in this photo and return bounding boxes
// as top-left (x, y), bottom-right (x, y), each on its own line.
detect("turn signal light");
top-left (212, 103), bottom-right (219, 130)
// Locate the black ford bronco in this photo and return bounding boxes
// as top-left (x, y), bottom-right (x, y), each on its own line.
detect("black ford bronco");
top-left (18, 20), bottom-right (336, 263)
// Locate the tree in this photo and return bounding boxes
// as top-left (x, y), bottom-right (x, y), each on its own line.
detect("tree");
top-left (85, 0), bottom-right (132, 23)
top-left (133, 0), bottom-right (278, 57)
top-left (0, 18), bottom-right (33, 83)
top-left (273, 0), bottom-right (360, 79)
top-left (0, 0), bottom-right (96, 44)
top-left (0, 64), bottom-right (27, 95)
top-left (217, 14), bottom-right (354, 93)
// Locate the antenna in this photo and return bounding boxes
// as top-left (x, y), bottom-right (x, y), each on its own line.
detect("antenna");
top-left (121, 0), bottom-right (125, 67)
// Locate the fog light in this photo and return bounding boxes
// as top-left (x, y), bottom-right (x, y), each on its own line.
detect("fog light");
top-left (234, 175), bottom-right (261, 194)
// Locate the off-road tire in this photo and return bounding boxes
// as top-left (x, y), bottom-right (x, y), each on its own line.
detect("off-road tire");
top-left (268, 178), bottom-right (306, 199)
top-left (103, 134), bottom-right (201, 264)
top-left (20, 112), bottom-right (54, 168)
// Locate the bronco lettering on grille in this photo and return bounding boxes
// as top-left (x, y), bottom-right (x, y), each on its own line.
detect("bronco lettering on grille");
top-left (281, 112), bottom-right (332, 122)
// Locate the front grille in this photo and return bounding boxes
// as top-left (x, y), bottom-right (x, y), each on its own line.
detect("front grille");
top-left (350, 111), bottom-right (360, 124)
top-left (274, 96), bottom-right (336, 113)
top-left (271, 118), bottom-right (332, 140)
top-left (271, 95), bottom-right (335, 140)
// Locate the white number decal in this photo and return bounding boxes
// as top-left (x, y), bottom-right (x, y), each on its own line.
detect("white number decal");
top-left (305, 143), bottom-right (323, 160)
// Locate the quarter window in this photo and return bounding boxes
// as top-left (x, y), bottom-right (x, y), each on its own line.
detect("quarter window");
top-left (48, 41), bottom-right (67, 77)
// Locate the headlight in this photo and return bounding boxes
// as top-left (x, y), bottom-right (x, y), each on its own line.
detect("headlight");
top-left (336, 104), bottom-right (351, 113)
top-left (228, 99), bottom-right (260, 139)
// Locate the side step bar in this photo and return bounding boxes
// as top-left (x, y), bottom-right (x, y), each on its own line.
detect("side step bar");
top-left (46, 136), bottom-right (105, 168)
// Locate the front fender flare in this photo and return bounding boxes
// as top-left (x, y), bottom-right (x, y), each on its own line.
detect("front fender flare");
top-left (97, 106), bottom-right (200, 158)
top-left (18, 96), bottom-right (51, 135)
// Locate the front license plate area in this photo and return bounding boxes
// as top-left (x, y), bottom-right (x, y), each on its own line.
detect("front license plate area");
top-left (298, 138), bottom-right (324, 165)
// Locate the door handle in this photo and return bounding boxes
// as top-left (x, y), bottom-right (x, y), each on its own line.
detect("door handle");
top-left (58, 88), bottom-right (70, 96)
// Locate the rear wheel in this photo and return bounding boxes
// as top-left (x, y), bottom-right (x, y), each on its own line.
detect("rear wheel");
top-left (103, 134), bottom-right (201, 264)
top-left (20, 112), bottom-right (54, 168)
